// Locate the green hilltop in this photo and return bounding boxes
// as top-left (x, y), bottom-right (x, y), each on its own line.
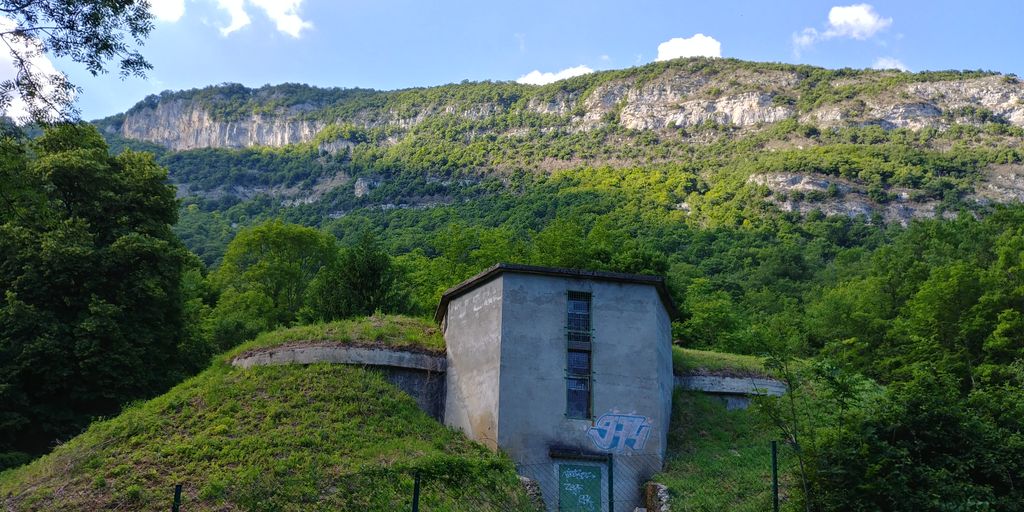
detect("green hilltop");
top-left (0, 316), bottom-right (529, 511)
top-left (0, 314), bottom-right (800, 511)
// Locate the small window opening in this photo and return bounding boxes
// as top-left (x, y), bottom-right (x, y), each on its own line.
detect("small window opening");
top-left (566, 291), bottom-right (592, 418)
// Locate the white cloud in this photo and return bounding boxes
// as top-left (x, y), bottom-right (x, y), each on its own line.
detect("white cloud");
top-left (216, 0), bottom-right (311, 38)
top-left (600, 54), bottom-right (610, 62)
top-left (0, 17), bottom-right (67, 121)
top-left (516, 65), bottom-right (593, 85)
top-left (655, 34), bottom-right (721, 61)
top-left (216, 0), bottom-right (251, 35)
top-left (149, 0), bottom-right (186, 22)
top-left (826, 4), bottom-right (892, 39)
top-left (250, 0), bottom-right (312, 37)
top-left (872, 56), bottom-right (908, 71)
top-left (794, 4), bottom-right (892, 53)
top-left (792, 28), bottom-right (819, 49)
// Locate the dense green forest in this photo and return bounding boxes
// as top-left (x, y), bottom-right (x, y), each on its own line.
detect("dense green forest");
top-left (5, 91), bottom-right (1024, 510)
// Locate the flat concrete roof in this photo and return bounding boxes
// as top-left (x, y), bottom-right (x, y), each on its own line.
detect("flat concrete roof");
top-left (434, 263), bottom-right (679, 323)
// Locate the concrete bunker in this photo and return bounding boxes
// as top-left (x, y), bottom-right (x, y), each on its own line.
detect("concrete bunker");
top-left (436, 264), bottom-right (678, 512)
top-left (230, 264), bottom-right (786, 511)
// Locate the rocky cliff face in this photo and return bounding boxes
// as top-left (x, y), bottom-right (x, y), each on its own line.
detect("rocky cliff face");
top-left (749, 164), bottom-right (1024, 225)
top-left (111, 63), bottom-right (1024, 151)
top-left (748, 172), bottom-right (954, 225)
top-left (121, 99), bottom-right (328, 150)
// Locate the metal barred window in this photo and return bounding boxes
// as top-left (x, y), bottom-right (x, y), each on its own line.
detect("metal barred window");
top-left (567, 291), bottom-right (592, 343)
top-left (566, 291), bottom-right (592, 418)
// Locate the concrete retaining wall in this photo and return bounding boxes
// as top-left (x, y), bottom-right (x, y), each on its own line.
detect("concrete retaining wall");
top-left (229, 342), bottom-right (786, 425)
top-left (674, 375), bottom-right (786, 410)
top-left (231, 344), bottom-right (447, 420)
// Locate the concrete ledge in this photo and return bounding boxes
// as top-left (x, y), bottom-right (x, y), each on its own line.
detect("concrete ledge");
top-left (674, 375), bottom-right (786, 396)
top-left (231, 343), bottom-right (447, 373)
top-left (231, 343), bottom-right (448, 420)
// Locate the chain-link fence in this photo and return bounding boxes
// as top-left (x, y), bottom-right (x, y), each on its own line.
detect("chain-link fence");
top-left (156, 456), bottom-right (661, 511)
top-left (514, 451), bottom-right (663, 511)
top-left (158, 444), bottom-right (789, 511)
top-left (158, 461), bottom-right (541, 511)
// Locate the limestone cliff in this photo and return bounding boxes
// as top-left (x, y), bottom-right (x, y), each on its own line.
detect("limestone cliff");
top-left (120, 99), bottom-right (327, 150)
top-left (105, 60), bottom-right (1024, 151)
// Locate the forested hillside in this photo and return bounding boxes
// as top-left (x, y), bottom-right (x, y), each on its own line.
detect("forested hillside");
top-left (87, 59), bottom-right (1024, 269)
top-left (2, 58), bottom-right (1022, 510)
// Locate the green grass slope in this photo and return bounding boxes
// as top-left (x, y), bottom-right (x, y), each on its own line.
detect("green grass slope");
top-left (656, 391), bottom-right (796, 512)
top-left (0, 317), bottom-right (531, 511)
top-left (672, 347), bottom-right (769, 377)
top-left (229, 314), bottom-right (445, 357)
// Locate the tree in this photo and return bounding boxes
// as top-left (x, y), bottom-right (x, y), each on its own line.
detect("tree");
top-left (303, 230), bottom-right (404, 321)
top-left (0, 0), bottom-right (153, 122)
top-left (0, 123), bottom-right (194, 466)
top-left (810, 370), bottom-right (1024, 511)
top-left (211, 220), bottom-right (337, 329)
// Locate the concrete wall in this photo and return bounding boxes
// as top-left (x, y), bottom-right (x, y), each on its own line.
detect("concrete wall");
top-left (381, 367), bottom-right (447, 421)
top-left (675, 375), bottom-right (787, 410)
top-left (231, 345), bottom-right (447, 421)
top-left (443, 275), bottom-right (504, 450)
top-left (493, 273), bottom-right (673, 511)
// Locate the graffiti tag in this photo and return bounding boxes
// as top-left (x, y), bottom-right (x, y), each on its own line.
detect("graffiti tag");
top-left (586, 413), bottom-right (652, 452)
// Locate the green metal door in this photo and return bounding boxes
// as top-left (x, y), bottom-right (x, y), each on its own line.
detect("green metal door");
top-left (558, 463), bottom-right (602, 511)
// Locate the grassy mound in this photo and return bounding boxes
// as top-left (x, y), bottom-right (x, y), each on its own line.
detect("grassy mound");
top-left (229, 314), bottom-right (445, 358)
top-left (672, 347), bottom-right (769, 377)
top-left (656, 391), bottom-right (796, 511)
top-left (0, 318), bottom-right (530, 511)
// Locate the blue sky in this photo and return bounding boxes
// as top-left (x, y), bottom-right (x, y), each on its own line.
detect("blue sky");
top-left (42, 1), bottom-right (1024, 119)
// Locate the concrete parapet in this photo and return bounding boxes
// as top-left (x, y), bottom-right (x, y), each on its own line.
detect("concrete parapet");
top-left (674, 375), bottom-right (787, 410)
top-left (231, 343), bottom-right (446, 372)
top-left (231, 343), bottom-right (447, 420)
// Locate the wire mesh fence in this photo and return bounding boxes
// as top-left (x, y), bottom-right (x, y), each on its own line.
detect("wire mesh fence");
top-left (158, 442), bottom-right (790, 511)
top-left (514, 451), bottom-right (664, 511)
top-left (159, 462), bottom-right (542, 511)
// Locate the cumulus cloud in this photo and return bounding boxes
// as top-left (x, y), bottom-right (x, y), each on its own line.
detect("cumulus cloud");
top-left (655, 34), bottom-right (721, 61)
top-left (516, 65), bottom-right (593, 85)
top-left (794, 4), bottom-right (892, 53)
top-left (216, 0), bottom-right (312, 38)
top-left (216, 0), bottom-right (251, 35)
top-left (146, 0), bottom-right (312, 37)
top-left (826, 4), bottom-right (892, 39)
top-left (872, 57), bottom-right (908, 71)
top-left (149, 0), bottom-right (186, 22)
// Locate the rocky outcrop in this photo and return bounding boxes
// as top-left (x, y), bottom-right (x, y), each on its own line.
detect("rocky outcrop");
top-left (800, 76), bottom-right (1024, 129)
top-left (623, 91), bottom-right (794, 130)
top-left (904, 76), bottom-right (1024, 125)
top-left (121, 99), bottom-right (328, 150)
top-left (970, 164), bottom-right (1024, 204)
top-left (113, 65), bottom-right (1024, 152)
top-left (353, 176), bottom-right (379, 198)
top-left (748, 172), bottom-right (962, 225)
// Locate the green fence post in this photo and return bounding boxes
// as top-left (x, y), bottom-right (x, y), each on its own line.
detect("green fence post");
top-left (172, 484), bottom-right (182, 512)
top-left (771, 441), bottom-right (779, 512)
top-left (411, 472), bottom-right (421, 512)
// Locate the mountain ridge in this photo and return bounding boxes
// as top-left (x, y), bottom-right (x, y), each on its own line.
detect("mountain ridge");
top-left (96, 58), bottom-right (1020, 151)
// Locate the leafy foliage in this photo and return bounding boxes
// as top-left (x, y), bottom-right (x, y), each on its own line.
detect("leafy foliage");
top-left (0, 0), bottom-right (153, 122)
top-left (302, 230), bottom-right (405, 322)
top-left (0, 124), bottom-right (202, 465)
